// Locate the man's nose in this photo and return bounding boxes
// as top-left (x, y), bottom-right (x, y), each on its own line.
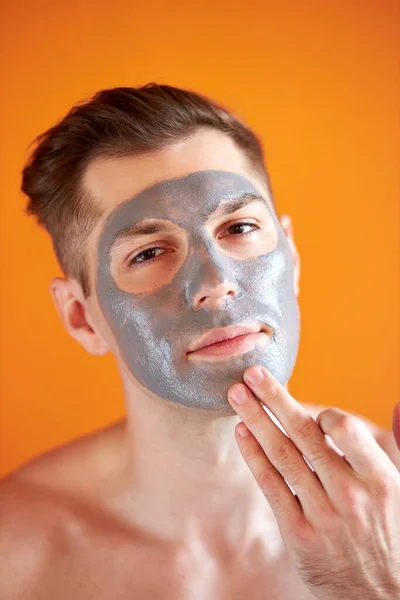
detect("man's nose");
top-left (186, 250), bottom-right (238, 312)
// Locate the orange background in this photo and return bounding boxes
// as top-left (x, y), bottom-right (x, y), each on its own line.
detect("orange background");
top-left (1, 0), bottom-right (399, 477)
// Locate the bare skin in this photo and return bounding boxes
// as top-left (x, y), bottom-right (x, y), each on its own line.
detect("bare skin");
top-left (1, 408), bottom-right (397, 600)
top-left (1, 129), bottom-right (398, 599)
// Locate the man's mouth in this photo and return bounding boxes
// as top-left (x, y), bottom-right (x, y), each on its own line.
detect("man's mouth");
top-left (186, 323), bottom-right (272, 362)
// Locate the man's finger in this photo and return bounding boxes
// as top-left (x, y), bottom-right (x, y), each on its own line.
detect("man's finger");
top-left (234, 421), bottom-right (306, 535)
top-left (392, 402), bottom-right (400, 452)
top-left (242, 366), bottom-right (351, 500)
top-left (317, 407), bottom-right (399, 478)
top-left (228, 383), bottom-right (330, 520)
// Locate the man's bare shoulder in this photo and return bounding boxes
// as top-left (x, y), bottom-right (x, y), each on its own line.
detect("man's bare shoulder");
top-left (0, 418), bottom-right (127, 531)
top-left (0, 420), bottom-right (127, 598)
top-left (10, 419), bottom-right (126, 493)
top-left (0, 471), bottom-right (77, 599)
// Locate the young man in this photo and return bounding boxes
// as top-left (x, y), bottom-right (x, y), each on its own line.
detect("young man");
top-left (1, 85), bottom-right (399, 599)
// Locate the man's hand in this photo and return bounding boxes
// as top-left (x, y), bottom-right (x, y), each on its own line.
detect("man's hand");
top-left (227, 366), bottom-right (400, 600)
top-left (393, 402), bottom-right (400, 452)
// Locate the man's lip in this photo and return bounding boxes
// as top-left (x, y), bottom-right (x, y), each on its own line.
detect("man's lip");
top-left (186, 324), bottom-right (272, 354)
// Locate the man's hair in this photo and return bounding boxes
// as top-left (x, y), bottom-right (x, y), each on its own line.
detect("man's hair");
top-left (22, 83), bottom-right (271, 297)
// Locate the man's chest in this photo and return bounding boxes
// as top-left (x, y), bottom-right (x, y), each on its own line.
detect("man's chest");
top-left (32, 539), bottom-right (316, 600)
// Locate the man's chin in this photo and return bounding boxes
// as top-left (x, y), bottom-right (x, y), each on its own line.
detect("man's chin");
top-left (118, 337), bottom-right (295, 412)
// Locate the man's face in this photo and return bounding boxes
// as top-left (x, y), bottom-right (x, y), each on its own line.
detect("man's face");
top-left (85, 129), bottom-right (300, 412)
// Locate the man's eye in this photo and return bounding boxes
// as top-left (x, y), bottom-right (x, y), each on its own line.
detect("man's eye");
top-left (225, 222), bottom-right (259, 236)
top-left (129, 247), bottom-right (165, 266)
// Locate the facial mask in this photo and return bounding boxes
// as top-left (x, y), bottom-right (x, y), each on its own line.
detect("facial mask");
top-left (96, 170), bottom-right (300, 412)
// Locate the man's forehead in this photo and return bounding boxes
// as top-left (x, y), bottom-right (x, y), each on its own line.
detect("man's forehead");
top-left (84, 127), bottom-right (264, 210)
top-left (118, 169), bottom-right (264, 209)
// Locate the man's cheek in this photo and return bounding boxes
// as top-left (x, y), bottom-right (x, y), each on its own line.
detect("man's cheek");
top-left (112, 296), bottom-right (174, 350)
top-left (235, 258), bottom-right (283, 300)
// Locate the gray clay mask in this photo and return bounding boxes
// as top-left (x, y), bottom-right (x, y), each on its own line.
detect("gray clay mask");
top-left (96, 170), bottom-right (300, 412)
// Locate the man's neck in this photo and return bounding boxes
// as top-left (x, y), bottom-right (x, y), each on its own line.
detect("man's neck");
top-left (103, 378), bottom-right (284, 559)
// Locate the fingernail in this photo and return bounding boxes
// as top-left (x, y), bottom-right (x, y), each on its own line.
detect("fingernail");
top-left (237, 423), bottom-right (249, 438)
top-left (229, 385), bottom-right (248, 404)
top-left (245, 366), bottom-right (264, 385)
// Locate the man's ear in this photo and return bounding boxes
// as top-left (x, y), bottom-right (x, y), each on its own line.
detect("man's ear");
top-left (280, 215), bottom-right (300, 297)
top-left (50, 277), bottom-right (109, 356)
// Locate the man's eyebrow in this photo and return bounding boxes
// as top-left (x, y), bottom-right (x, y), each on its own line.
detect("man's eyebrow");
top-left (207, 193), bottom-right (267, 219)
top-left (110, 222), bottom-right (176, 253)
top-left (108, 192), bottom-right (267, 253)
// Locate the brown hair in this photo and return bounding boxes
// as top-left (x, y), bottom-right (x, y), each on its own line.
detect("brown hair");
top-left (22, 84), bottom-right (271, 297)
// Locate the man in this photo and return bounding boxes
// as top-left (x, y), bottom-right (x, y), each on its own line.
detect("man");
top-left (1, 84), bottom-right (399, 599)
